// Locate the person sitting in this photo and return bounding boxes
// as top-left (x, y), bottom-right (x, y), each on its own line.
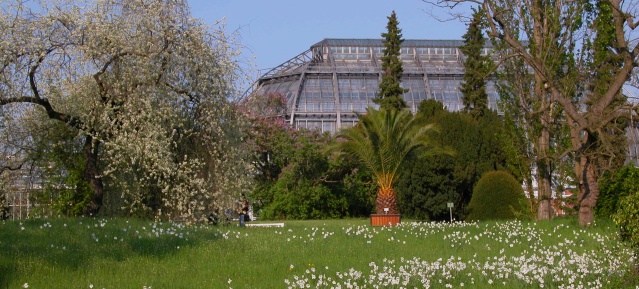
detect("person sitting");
top-left (240, 209), bottom-right (251, 222)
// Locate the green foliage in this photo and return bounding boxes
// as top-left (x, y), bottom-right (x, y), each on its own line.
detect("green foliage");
top-left (328, 106), bottom-right (444, 214)
top-left (251, 128), bottom-right (375, 220)
top-left (374, 10), bottom-right (408, 111)
top-left (584, 0), bottom-right (628, 175)
top-left (240, 93), bottom-right (293, 183)
top-left (417, 98), bottom-right (446, 119)
top-left (467, 171), bottom-right (527, 221)
top-left (244, 94), bottom-right (376, 220)
top-left (460, 7), bottom-right (493, 117)
top-left (339, 165), bottom-right (376, 217)
top-left (396, 100), bottom-right (512, 221)
top-left (396, 153), bottom-right (458, 221)
top-left (0, 187), bottom-right (8, 220)
top-left (598, 165), bottom-right (639, 217)
top-left (46, 169), bottom-right (93, 217)
top-left (614, 189), bottom-right (639, 253)
top-left (28, 115), bottom-right (93, 217)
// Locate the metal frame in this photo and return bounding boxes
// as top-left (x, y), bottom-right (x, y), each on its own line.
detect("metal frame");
top-left (246, 38), bottom-right (501, 134)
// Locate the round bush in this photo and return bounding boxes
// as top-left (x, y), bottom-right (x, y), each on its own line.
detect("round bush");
top-left (467, 170), bottom-right (527, 221)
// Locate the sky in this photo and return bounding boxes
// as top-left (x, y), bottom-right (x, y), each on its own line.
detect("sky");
top-left (188, 0), bottom-right (473, 83)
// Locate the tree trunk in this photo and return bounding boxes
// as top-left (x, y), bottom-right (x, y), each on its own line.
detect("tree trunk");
top-left (376, 187), bottom-right (398, 214)
top-left (82, 135), bottom-right (104, 216)
top-left (577, 155), bottom-right (599, 227)
top-left (571, 126), bottom-right (600, 227)
top-left (536, 75), bottom-right (554, 220)
top-left (536, 142), bottom-right (554, 220)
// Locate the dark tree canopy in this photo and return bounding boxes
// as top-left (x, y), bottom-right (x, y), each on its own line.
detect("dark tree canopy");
top-left (375, 10), bottom-right (408, 111)
top-left (396, 99), bottom-right (512, 221)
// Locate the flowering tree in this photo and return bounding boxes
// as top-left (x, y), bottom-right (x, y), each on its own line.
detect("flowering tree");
top-left (238, 93), bottom-right (291, 183)
top-left (0, 0), bottom-right (251, 221)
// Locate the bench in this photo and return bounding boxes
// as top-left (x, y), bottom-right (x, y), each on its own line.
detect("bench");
top-left (245, 223), bottom-right (284, 228)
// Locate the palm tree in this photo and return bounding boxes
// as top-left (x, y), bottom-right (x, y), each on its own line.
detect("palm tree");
top-left (328, 106), bottom-right (447, 214)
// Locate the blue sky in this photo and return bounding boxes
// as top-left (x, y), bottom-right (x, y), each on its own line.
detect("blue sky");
top-left (188, 0), bottom-right (472, 79)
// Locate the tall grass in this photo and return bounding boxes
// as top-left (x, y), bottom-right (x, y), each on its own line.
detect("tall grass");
top-left (0, 217), bottom-right (636, 288)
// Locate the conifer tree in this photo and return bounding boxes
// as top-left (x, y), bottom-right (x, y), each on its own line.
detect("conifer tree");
top-left (459, 7), bottom-right (492, 117)
top-left (375, 11), bottom-right (408, 111)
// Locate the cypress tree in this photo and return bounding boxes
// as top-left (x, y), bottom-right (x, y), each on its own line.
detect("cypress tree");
top-left (375, 10), bottom-right (408, 111)
top-left (459, 7), bottom-right (492, 117)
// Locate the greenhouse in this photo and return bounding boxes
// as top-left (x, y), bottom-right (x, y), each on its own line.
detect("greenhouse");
top-left (246, 38), bottom-right (500, 134)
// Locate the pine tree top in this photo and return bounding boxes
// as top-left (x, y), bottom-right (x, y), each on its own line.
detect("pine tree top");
top-left (376, 10), bottom-right (408, 111)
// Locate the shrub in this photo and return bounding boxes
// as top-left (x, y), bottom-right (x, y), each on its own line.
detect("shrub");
top-left (597, 165), bottom-right (639, 217)
top-left (467, 170), bottom-right (527, 221)
top-left (614, 190), bottom-right (639, 253)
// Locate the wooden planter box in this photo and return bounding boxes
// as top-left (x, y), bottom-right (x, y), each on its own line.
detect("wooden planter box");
top-left (370, 214), bottom-right (401, 226)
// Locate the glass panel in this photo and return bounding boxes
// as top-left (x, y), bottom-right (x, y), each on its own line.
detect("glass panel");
top-left (322, 91), bottom-right (334, 98)
top-left (322, 102), bottom-right (335, 111)
top-left (307, 121), bottom-right (321, 131)
top-left (350, 79), bottom-right (364, 90)
top-left (276, 81), bottom-right (293, 96)
top-left (285, 92), bottom-right (295, 104)
top-left (305, 78), bottom-right (320, 88)
top-left (307, 102), bottom-right (321, 112)
top-left (338, 77), bottom-right (378, 112)
top-left (341, 121), bottom-right (355, 129)
top-left (255, 86), bottom-right (268, 96)
top-left (322, 121), bottom-right (336, 134)
top-left (354, 103), bottom-right (367, 112)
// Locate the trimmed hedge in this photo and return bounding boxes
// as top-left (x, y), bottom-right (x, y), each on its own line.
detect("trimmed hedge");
top-left (467, 170), bottom-right (527, 221)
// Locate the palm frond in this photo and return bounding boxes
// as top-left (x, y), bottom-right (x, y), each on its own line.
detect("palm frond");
top-left (328, 106), bottom-right (450, 189)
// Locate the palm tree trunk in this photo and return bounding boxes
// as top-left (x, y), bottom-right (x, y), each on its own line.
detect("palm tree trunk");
top-left (375, 187), bottom-right (398, 214)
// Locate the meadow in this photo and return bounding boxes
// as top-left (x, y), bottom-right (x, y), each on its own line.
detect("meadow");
top-left (0, 217), bottom-right (637, 289)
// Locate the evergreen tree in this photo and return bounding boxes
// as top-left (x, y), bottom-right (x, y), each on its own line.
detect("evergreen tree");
top-left (459, 7), bottom-right (492, 117)
top-left (375, 11), bottom-right (408, 111)
top-left (396, 99), bottom-right (512, 221)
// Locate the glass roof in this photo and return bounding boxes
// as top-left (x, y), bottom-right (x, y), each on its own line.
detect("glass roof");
top-left (250, 38), bottom-right (501, 134)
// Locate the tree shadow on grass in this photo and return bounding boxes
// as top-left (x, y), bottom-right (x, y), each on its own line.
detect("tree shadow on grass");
top-left (0, 262), bottom-right (16, 289)
top-left (0, 218), bottom-right (222, 286)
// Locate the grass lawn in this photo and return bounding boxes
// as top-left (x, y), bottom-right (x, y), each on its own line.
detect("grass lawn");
top-left (0, 217), bottom-right (637, 288)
